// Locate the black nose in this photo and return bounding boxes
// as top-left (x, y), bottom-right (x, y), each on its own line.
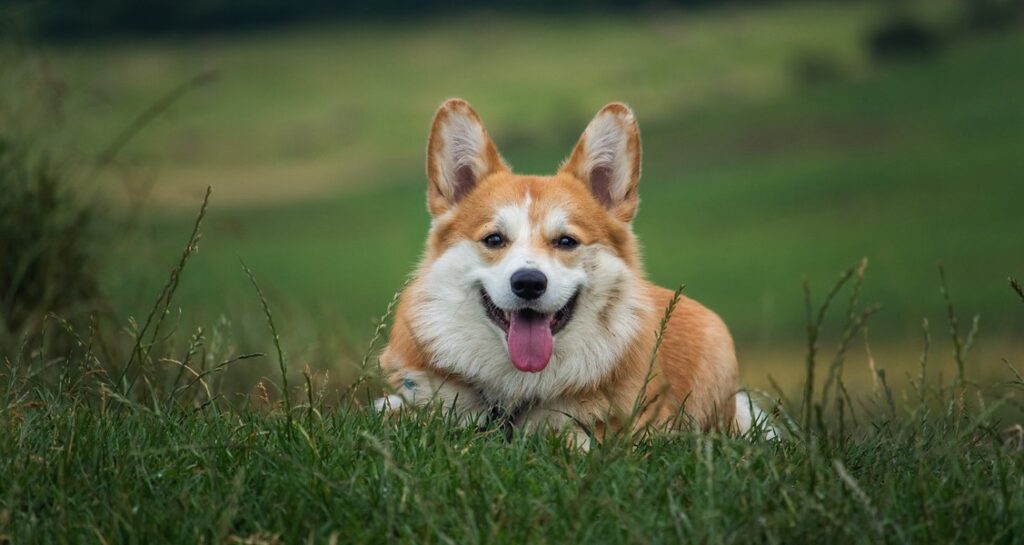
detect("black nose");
top-left (510, 269), bottom-right (547, 300)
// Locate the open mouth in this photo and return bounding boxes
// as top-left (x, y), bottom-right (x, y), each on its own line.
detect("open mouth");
top-left (480, 288), bottom-right (579, 373)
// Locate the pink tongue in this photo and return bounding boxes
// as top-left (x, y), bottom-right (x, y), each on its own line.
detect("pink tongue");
top-left (506, 310), bottom-right (554, 373)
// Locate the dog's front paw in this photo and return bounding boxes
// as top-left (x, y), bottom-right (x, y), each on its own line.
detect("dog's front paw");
top-left (373, 394), bottom-right (405, 413)
top-left (567, 429), bottom-right (592, 451)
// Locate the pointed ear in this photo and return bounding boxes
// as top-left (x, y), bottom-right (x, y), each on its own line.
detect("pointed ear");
top-left (559, 103), bottom-right (642, 222)
top-left (426, 99), bottom-right (508, 217)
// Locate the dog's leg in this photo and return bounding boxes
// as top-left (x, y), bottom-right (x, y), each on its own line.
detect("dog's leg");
top-left (519, 398), bottom-right (594, 450)
top-left (373, 368), bottom-right (488, 426)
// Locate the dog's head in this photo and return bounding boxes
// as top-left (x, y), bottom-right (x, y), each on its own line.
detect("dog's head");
top-left (413, 99), bottom-right (646, 392)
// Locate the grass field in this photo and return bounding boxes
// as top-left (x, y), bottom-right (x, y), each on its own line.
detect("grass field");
top-left (4, 391), bottom-right (1023, 543)
top-left (3, 270), bottom-right (1023, 542)
top-left (3, 4), bottom-right (1024, 542)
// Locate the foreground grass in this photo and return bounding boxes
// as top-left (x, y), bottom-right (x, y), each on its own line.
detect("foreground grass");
top-left (2, 231), bottom-right (1023, 543)
top-left (3, 389), bottom-right (1023, 543)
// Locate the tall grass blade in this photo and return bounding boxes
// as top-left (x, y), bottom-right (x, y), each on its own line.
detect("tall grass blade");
top-left (345, 278), bottom-right (409, 403)
top-left (118, 186), bottom-right (211, 397)
top-left (629, 284), bottom-right (684, 431)
top-left (801, 261), bottom-right (860, 431)
top-left (240, 259), bottom-right (292, 433)
top-left (1010, 276), bottom-right (1024, 303)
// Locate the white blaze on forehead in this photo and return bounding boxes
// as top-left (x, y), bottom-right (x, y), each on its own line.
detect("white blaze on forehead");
top-left (492, 194), bottom-right (570, 242)
top-left (493, 205), bottom-right (526, 240)
top-left (493, 193), bottom-right (532, 242)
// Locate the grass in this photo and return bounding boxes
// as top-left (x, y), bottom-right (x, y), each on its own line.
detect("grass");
top-left (2, 223), bottom-right (1023, 541)
top-left (3, 176), bottom-right (1023, 543)
top-left (3, 394), bottom-right (1022, 543)
top-left (3, 7), bottom-right (1024, 541)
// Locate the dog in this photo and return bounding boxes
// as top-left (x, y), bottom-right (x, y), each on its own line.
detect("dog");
top-left (375, 99), bottom-right (767, 446)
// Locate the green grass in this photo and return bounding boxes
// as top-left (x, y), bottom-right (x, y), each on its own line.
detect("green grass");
top-left (3, 186), bottom-right (1023, 542)
top-left (3, 268), bottom-right (1023, 543)
top-left (4, 4), bottom-right (1024, 542)
top-left (3, 397), bottom-right (1023, 544)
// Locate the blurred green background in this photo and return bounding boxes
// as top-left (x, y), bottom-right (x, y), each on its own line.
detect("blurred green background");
top-left (3, 0), bottom-right (1022, 394)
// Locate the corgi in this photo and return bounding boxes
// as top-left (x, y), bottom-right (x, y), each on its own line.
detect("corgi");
top-left (376, 99), bottom-right (766, 446)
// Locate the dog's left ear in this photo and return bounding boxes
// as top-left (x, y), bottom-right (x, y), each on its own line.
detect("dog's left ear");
top-left (426, 99), bottom-right (508, 217)
top-left (560, 103), bottom-right (642, 222)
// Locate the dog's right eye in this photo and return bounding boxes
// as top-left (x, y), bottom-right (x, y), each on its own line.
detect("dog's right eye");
top-left (481, 233), bottom-right (506, 249)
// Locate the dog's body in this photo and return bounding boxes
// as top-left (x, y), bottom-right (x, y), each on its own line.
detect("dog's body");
top-left (378, 99), bottom-right (758, 445)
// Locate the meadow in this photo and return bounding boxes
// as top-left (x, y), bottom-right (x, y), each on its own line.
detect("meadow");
top-left (2, 1), bottom-right (1024, 542)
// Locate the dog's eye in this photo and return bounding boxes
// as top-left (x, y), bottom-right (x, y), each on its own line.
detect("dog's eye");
top-left (481, 233), bottom-right (506, 249)
top-left (554, 235), bottom-right (579, 250)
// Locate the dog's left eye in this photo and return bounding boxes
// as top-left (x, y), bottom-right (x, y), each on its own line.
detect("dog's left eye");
top-left (554, 235), bottom-right (579, 250)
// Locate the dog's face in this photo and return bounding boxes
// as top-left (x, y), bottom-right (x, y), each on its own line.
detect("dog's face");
top-left (410, 99), bottom-right (647, 400)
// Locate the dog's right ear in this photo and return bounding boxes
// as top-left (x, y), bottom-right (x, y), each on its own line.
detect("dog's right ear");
top-left (426, 99), bottom-right (508, 217)
top-left (559, 103), bottom-right (641, 223)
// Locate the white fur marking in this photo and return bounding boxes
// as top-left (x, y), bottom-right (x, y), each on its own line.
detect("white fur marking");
top-left (373, 395), bottom-right (404, 412)
top-left (735, 392), bottom-right (778, 440)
